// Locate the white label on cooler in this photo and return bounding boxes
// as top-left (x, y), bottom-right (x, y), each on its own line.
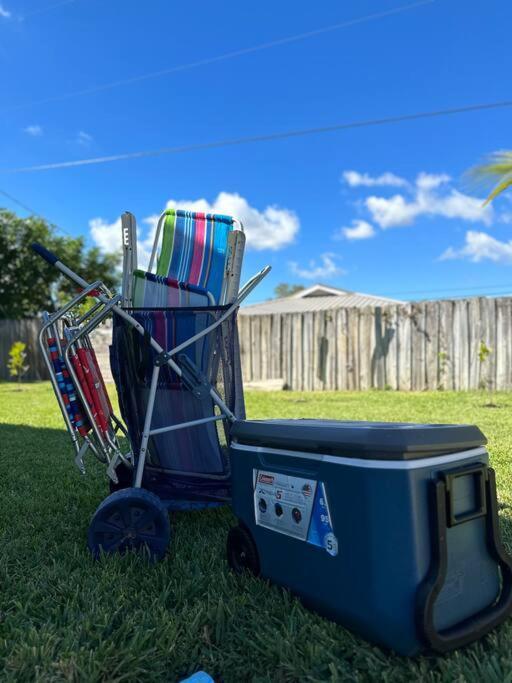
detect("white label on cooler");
top-left (253, 469), bottom-right (338, 555)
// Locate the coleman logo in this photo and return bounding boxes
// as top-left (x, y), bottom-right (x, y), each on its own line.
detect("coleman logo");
top-left (259, 473), bottom-right (274, 484)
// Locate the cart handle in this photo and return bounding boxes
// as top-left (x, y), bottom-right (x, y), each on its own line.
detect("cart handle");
top-left (32, 242), bottom-right (59, 265)
top-left (32, 242), bottom-right (90, 289)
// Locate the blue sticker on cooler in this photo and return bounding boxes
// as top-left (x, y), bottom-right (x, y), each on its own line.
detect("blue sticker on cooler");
top-left (307, 482), bottom-right (338, 556)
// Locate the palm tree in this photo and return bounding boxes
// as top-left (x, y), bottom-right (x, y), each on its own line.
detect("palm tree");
top-left (470, 151), bottom-right (512, 205)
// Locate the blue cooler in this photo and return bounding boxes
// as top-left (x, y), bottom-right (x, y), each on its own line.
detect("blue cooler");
top-left (227, 420), bottom-right (512, 655)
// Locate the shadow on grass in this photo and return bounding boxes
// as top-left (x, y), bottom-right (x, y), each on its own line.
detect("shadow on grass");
top-left (0, 421), bottom-right (93, 478)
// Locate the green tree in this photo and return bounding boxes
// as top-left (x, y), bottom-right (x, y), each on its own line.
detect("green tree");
top-left (7, 341), bottom-right (29, 388)
top-left (274, 283), bottom-right (305, 299)
top-left (469, 151), bottom-right (512, 204)
top-left (0, 209), bottom-right (120, 318)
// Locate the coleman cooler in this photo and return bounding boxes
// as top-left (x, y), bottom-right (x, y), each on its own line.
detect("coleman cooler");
top-left (227, 420), bottom-right (512, 655)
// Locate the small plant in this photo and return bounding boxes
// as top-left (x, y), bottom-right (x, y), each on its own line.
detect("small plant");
top-left (478, 341), bottom-right (496, 407)
top-left (7, 341), bottom-right (30, 389)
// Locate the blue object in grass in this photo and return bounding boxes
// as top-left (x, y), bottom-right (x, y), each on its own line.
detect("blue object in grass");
top-left (180, 673), bottom-right (214, 683)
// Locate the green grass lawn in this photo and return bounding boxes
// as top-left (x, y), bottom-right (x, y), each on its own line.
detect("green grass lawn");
top-left (2, 383), bottom-right (512, 682)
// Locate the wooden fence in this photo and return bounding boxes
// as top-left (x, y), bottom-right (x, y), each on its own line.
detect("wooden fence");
top-left (0, 318), bottom-right (47, 380)
top-left (237, 297), bottom-right (512, 391)
top-left (0, 319), bottom-right (113, 382)
top-left (2, 297), bottom-right (512, 390)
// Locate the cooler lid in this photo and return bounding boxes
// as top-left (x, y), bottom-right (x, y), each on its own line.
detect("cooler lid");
top-left (230, 419), bottom-right (486, 461)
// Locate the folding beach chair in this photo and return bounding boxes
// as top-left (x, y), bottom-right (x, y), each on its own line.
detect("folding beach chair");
top-left (121, 209), bottom-right (245, 307)
top-left (122, 208), bottom-right (247, 418)
top-left (39, 290), bottom-right (132, 478)
top-left (149, 208), bottom-right (246, 305)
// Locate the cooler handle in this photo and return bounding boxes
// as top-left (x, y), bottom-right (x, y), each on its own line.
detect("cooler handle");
top-left (416, 467), bottom-right (512, 653)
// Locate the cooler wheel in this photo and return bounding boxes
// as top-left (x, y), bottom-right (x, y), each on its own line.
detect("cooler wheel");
top-left (227, 524), bottom-right (260, 576)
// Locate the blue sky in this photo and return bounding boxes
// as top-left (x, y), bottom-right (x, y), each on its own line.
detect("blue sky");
top-left (0, 0), bottom-right (511, 302)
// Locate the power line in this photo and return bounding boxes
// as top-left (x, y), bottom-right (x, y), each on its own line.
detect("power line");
top-left (4, 98), bottom-right (512, 174)
top-left (0, 188), bottom-right (74, 236)
top-left (1, 0), bottom-right (434, 112)
top-left (0, 188), bottom-right (40, 215)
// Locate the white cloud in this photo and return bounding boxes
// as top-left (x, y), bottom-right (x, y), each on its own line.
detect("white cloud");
top-left (342, 170), bottom-right (408, 188)
top-left (365, 173), bottom-right (493, 229)
top-left (415, 172), bottom-right (451, 191)
top-left (0, 4), bottom-right (11, 18)
top-left (89, 217), bottom-right (121, 254)
top-left (365, 194), bottom-right (419, 228)
top-left (23, 124), bottom-right (43, 136)
top-left (77, 130), bottom-right (93, 146)
top-left (334, 219), bottom-right (375, 241)
top-left (89, 192), bottom-right (299, 269)
top-left (289, 253), bottom-right (344, 280)
top-left (440, 231), bottom-right (512, 264)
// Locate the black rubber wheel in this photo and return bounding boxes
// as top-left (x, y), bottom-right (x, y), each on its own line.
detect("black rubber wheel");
top-left (227, 525), bottom-right (260, 576)
top-left (109, 462), bottom-right (134, 493)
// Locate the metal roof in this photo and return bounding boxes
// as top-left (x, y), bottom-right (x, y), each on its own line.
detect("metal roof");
top-left (240, 289), bottom-right (404, 315)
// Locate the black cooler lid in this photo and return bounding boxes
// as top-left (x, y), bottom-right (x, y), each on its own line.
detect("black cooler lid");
top-left (231, 419), bottom-right (486, 461)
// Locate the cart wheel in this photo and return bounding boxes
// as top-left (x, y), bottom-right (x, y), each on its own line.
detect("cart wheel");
top-left (88, 488), bottom-right (170, 561)
top-left (109, 462), bottom-right (134, 493)
top-left (227, 525), bottom-right (260, 576)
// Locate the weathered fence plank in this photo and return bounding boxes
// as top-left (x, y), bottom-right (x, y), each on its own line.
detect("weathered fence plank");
top-left (238, 315), bottom-right (251, 383)
top-left (425, 301), bottom-right (439, 391)
top-left (336, 309), bottom-right (349, 390)
top-left (271, 314), bottom-right (282, 379)
top-left (302, 312), bottom-right (312, 392)
top-left (347, 308), bottom-right (359, 390)
top-left (468, 298), bottom-right (483, 390)
top-left (260, 315), bottom-right (271, 382)
top-left (438, 300), bottom-right (453, 390)
top-left (384, 306), bottom-right (399, 390)
top-left (359, 308), bottom-right (372, 390)
top-left (282, 313), bottom-right (292, 388)
top-left (397, 304), bottom-right (412, 391)
top-left (480, 297), bottom-right (497, 391)
top-left (292, 313), bottom-right (303, 391)
top-left (454, 300), bottom-right (470, 391)
top-left (324, 311), bottom-right (336, 391)
top-left (411, 303), bottom-right (426, 391)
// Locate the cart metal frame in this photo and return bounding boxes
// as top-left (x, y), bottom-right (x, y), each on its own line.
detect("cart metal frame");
top-left (33, 241), bottom-right (269, 491)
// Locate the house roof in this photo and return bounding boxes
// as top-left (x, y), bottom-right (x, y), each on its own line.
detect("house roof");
top-left (289, 283), bottom-right (352, 298)
top-left (240, 283), bottom-right (404, 315)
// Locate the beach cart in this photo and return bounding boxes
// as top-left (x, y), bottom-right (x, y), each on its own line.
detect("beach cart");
top-left (32, 208), bottom-right (269, 560)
